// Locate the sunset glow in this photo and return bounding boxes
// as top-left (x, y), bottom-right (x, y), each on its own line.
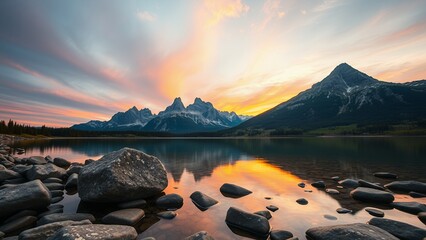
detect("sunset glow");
top-left (1, 0), bottom-right (426, 126)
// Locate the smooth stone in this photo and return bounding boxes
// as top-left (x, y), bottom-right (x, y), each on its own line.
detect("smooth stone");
top-left (368, 217), bottom-right (426, 240)
top-left (42, 178), bottom-right (63, 184)
top-left (156, 211), bottom-right (176, 219)
top-left (0, 216), bottom-right (37, 234)
top-left (331, 176), bottom-right (340, 181)
top-left (410, 191), bottom-right (426, 198)
top-left (43, 183), bottom-right (64, 191)
top-left (48, 205), bottom-right (64, 210)
top-left (11, 165), bottom-right (32, 175)
top-left (118, 199), bottom-right (147, 209)
top-left (391, 202), bottom-right (426, 215)
top-left (298, 182), bottom-right (305, 188)
top-left (47, 224), bottom-right (138, 240)
top-left (311, 181), bottom-right (326, 188)
top-left (37, 208), bottom-right (63, 218)
top-left (78, 148), bottom-right (168, 202)
top-left (304, 190), bottom-right (312, 192)
top-left (323, 215), bottom-right (337, 220)
top-left (102, 209), bottom-right (145, 226)
top-left (254, 210), bottom-right (272, 220)
top-left (336, 208), bottom-right (352, 214)
top-left (365, 208), bottom-right (384, 217)
top-left (306, 223), bottom-right (398, 240)
top-left (51, 196), bottom-right (64, 204)
top-left (4, 210), bottom-right (38, 224)
top-left (350, 187), bottom-right (394, 203)
top-left (0, 180), bottom-right (51, 218)
top-left (184, 231), bottom-right (214, 240)
top-left (358, 179), bottom-right (385, 191)
top-left (0, 168), bottom-right (21, 182)
top-left (385, 181), bottom-right (426, 193)
top-left (225, 207), bottom-right (270, 238)
top-left (2, 178), bottom-right (26, 184)
top-left (27, 156), bottom-right (47, 165)
top-left (266, 205), bottom-right (279, 212)
top-left (53, 157), bottom-right (71, 169)
top-left (296, 198), bottom-right (308, 205)
top-left (26, 164), bottom-right (66, 181)
top-left (45, 156), bottom-right (53, 162)
top-left (190, 191), bottom-right (218, 210)
top-left (37, 213), bottom-right (95, 226)
top-left (50, 190), bottom-right (64, 198)
top-left (84, 159), bottom-right (95, 165)
top-left (156, 194), bottom-right (183, 210)
top-left (66, 165), bottom-right (82, 176)
top-left (270, 230), bottom-right (293, 240)
top-left (338, 179), bottom-right (359, 188)
top-left (418, 212), bottom-right (426, 225)
top-left (65, 173), bottom-right (78, 189)
top-left (374, 172), bottom-right (398, 179)
top-left (18, 220), bottom-right (91, 240)
top-left (220, 183), bottom-right (252, 198)
top-left (325, 188), bottom-right (339, 194)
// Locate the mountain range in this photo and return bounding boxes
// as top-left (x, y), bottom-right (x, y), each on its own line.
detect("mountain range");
top-left (72, 97), bottom-right (251, 133)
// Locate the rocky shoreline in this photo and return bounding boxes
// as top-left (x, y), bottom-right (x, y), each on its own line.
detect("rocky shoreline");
top-left (1, 143), bottom-right (426, 239)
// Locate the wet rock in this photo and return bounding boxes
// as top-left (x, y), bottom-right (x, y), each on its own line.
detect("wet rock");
top-left (65, 173), bottom-right (78, 189)
top-left (358, 179), bottom-right (385, 191)
top-left (50, 190), bottom-right (64, 198)
top-left (102, 209), bottom-right (145, 226)
top-left (0, 180), bottom-right (51, 218)
top-left (45, 156), bottom-right (53, 162)
top-left (190, 191), bottom-right (218, 210)
top-left (156, 211), bottom-right (176, 219)
top-left (78, 148), bottom-right (168, 202)
top-left (184, 231), bottom-right (214, 240)
top-left (270, 230), bottom-right (293, 240)
top-left (368, 217), bottom-right (426, 240)
top-left (331, 176), bottom-right (340, 181)
top-left (38, 208), bottom-right (64, 218)
top-left (336, 208), bottom-right (352, 214)
top-left (311, 181), bottom-right (326, 189)
top-left (220, 183), bottom-right (252, 198)
top-left (84, 159), bottom-right (95, 165)
top-left (118, 199), bottom-right (147, 209)
top-left (225, 207), bottom-right (270, 238)
top-left (338, 179), bottom-right (359, 188)
top-left (47, 224), bottom-right (138, 240)
top-left (266, 205), bottom-right (279, 212)
top-left (42, 178), bottom-right (63, 184)
top-left (306, 223), bottom-right (398, 240)
top-left (4, 210), bottom-right (37, 224)
top-left (365, 208), bottom-right (384, 217)
top-left (2, 178), bottom-right (26, 184)
top-left (0, 168), bottom-right (21, 182)
top-left (66, 165), bottom-right (82, 176)
top-left (156, 194), bottom-right (183, 210)
top-left (37, 213), bottom-right (95, 226)
top-left (385, 181), bottom-right (426, 193)
top-left (254, 210), bottom-right (272, 220)
top-left (325, 188), bottom-right (339, 194)
top-left (0, 216), bottom-right (37, 234)
top-left (350, 187), bottom-right (394, 203)
top-left (18, 220), bottom-right (91, 240)
top-left (323, 215), bottom-right (337, 220)
top-left (418, 212), bottom-right (426, 225)
top-left (410, 191), bottom-right (426, 198)
top-left (298, 182), bottom-right (305, 188)
top-left (391, 202), bottom-right (426, 215)
top-left (11, 165), bottom-right (32, 175)
top-left (51, 196), bottom-right (64, 204)
top-left (26, 163), bottom-right (66, 181)
top-left (296, 198), bottom-right (308, 205)
top-left (43, 183), bottom-right (64, 191)
top-left (27, 156), bottom-right (47, 165)
top-left (53, 157), bottom-right (71, 169)
top-left (374, 172), bottom-right (398, 179)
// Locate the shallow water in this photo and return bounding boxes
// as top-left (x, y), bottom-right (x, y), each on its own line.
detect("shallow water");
top-left (11, 137), bottom-right (426, 239)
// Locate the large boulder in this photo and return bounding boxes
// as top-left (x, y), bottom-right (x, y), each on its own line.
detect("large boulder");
top-left (18, 220), bottom-right (91, 240)
top-left (78, 148), bottom-right (168, 202)
top-left (350, 187), bottom-right (394, 203)
top-left (27, 156), bottom-right (47, 165)
top-left (385, 181), bottom-right (426, 193)
top-left (47, 224), bottom-right (138, 240)
top-left (306, 223), bottom-right (398, 240)
top-left (225, 207), bottom-right (270, 238)
top-left (0, 180), bottom-right (51, 218)
top-left (26, 163), bottom-right (67, 181)
top-left (0, 168), bottom-right (21, 182)
top-left (368, 217), bottom-right (426, 240)
top-left (53, 157), bottom-right (71, 169)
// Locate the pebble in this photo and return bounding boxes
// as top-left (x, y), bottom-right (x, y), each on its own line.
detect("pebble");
top-left (365, 208), bottom-right (384, 217)
top-left (266, 205), bottom-right (279, 212)
top-left (336, 208), bottom-right (352, 214)
top-left (296, 198), bottom-right (308, 205)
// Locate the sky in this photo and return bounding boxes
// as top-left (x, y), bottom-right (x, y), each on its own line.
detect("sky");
top-left (1, 0), bottom-right (426, 127)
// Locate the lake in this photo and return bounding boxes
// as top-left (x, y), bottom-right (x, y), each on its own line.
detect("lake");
top-left (10, 137), bottom-right (426, 239)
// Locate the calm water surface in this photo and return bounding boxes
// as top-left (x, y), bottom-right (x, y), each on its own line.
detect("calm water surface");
top-left (11, 137), bottom-right (426, 239)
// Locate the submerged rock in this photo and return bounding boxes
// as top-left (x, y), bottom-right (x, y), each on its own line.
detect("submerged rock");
top-left (391, 202), bottom-right (426, 215)
top-left (156, 194), bottom-right (183, 210)
top-left (47, 224), bottom-right (138, 240)
top-left (225, 207), bottom-right (270, 238)
top-left (184, 231), bottom-right (214, 240)
top-left (190, 191), bottom-right (218, 210)
top-left (385, 181), bottom-right (426, 193)
top-left (78, 148), bottom-right (168, 202)
top-left (220, 183), bottom-right (252, 198)
top-left (368, 217), bottom-right (426, 240)
top-left (306, 223), bottom-right (398, 240)
top-left (350, 187), bottom-right (394, 203)
top-left (102, 209), bottom-right (145, 226)
top-left (18, 220), bottom-right (91, 240)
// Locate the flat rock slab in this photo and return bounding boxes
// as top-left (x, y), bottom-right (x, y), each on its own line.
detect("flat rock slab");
top-left (225, 207), bottom-right (270, 238)
top-left (190, 191), bottom-right (218, 211)
top-left (270, 230), bottom-right (293, 240)
top-left (306, 223), bottom-right (398, 240)
top-left (338, 179), bottom-right (359, 188)
top-left (47, 224), bottom-right (138, 240)
top-left (374, 172), bottom-right (397, 179)
top-left (37, 213), bottom-right (95, 226)
top-left (391, 202), bottom-right (426, 215)
top-left (118, 199), bottom-right (147, 209)
top-left (78, 148), bottom-right (168, 202)
top-left (156, 194), bottom-right (183, 210)
top-left (365, 208), bottom-right (384, 217)
top-left (350, 187), bottom-right (394, 203)
top-left (368, 217), bottom-right (426, 240)
top-left (184, 231), bottom-right (214, 240)
top-left (18, 220), bottom-right (92, 240)
top-left (220, 183), bottom-right (252, 198)
top-left (358, 180), bottom-right (385, 191)
top-left (156, 211), bottom-right (176, 219)
top-left (0, 180), bottom-right (51, 218)
top-left (0, 216), bottom-right (37, 234)
top-left (385, 181), bottom-right (426, 193)
top-left (102, 209), bottom-right (145, 226)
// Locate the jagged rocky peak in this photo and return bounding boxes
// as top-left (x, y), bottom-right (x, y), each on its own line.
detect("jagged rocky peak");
top-left (187, 97), bottom-right (214, 112)
top-left (160, 97), bottom-right (186, 115)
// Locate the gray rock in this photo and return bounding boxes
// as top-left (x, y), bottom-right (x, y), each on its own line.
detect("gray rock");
top-left (365, 208), bottom-right (384, 217)
top-left (311, 181), bottom-right (326, 188)
top-left (410, 191), bottom-right (426, 198)
top-left (84, 159), bottom-right (95, 165)
top-left (50, 190), bottom-right (64, 198)
top-left (325, 189), bottom-right (339, 194)
top-left (47, 224), bottom-right (137, 240)
top-left (4, 210), bottom-right (38, 224)
top-left (306, 223), bottom-right (398, 240)
top-left (220, 183), bottom-right (252, 197)
top-left (78, 148), bottom-right (168, 202)
top-left (0, 216), bottom-right (37, 234)
top-left (156, 193), bottom-right (183, 210)
top-left (296, 198), bottom-right (308, 205)
top-left (27, 156), bottom-right (47, 165)
top-left (11, 165), bottom-right (32, 175)
top-left (358, 179), bottom-right (385, 190)
top-left (18, 220), bottom-right (91, 240)
top-left (65, 173), bottom-right (78, 189)
top-left (391, 202), bottom-right (426, 215)
top-left (338, 179), bottom-right (359, 188)
top-left (117, 199), bottom-right (147, 209)
top-left (350, 187), bottom-right (394, 203)
top-left (331, 176), bottom-right (340, 181)
top-left (42, 178), bottom-right (63, 184)
top-left (53, 157), bottom-right (71, 169)
top-left (45, 156), bottom-right (53, 162)
top-left (385, 181), bottom-right (426, 193)
top-left (336, 208), bottom-right (352, 214)
top-left (0, 168), bottom-right (21, 182)
top-left (51, 196), bottom-right (64, 204)
top-left (298, 182), bottom-right (305, 188)
top-left (270, 230), bottom-right (293, 240)
top-left (374, 172), bottom-right (398, 179)
top-left (102, 209), bottom-right (145, 226)
top-left (156, 211), bottom-right (176, 219)
top-left (266, 205), bottom-right (279, 212)
top-left (26, 163), bottom-right (66, 181)
top-left (66, 165), bottom-right (82, 175)
top-left (0, 231), bottom-right (4, 238)
top-left (0, 180), bottom-right (51, 218)
top-left (368, 217), bottom-right (426, 240)
top-left (254, 210), bottom-right (272, 220)
top-left (190, 191), bottom-right (218, 210)
top-left (225, 207), bottom-right (270, 238)
top-left (418, 212), bottom-right (426, 225)
top-left (43, 183), bottom-right (64, 191)
top-left (2, 178), bottom-right (26, 184)
top-left (38, 208), bottom-right (63, 218)
top-left (37, 213), bottom-right (95, 226)
top-left (184, 231), bottom-right (214, 240)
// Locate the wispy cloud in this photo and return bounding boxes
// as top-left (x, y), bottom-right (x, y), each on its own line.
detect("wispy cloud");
top-left (137, 10), bottom-right (156, 22)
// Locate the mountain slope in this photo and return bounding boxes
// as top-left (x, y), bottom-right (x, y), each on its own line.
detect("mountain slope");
top-left (234, 63), bottom-right (426, 131)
